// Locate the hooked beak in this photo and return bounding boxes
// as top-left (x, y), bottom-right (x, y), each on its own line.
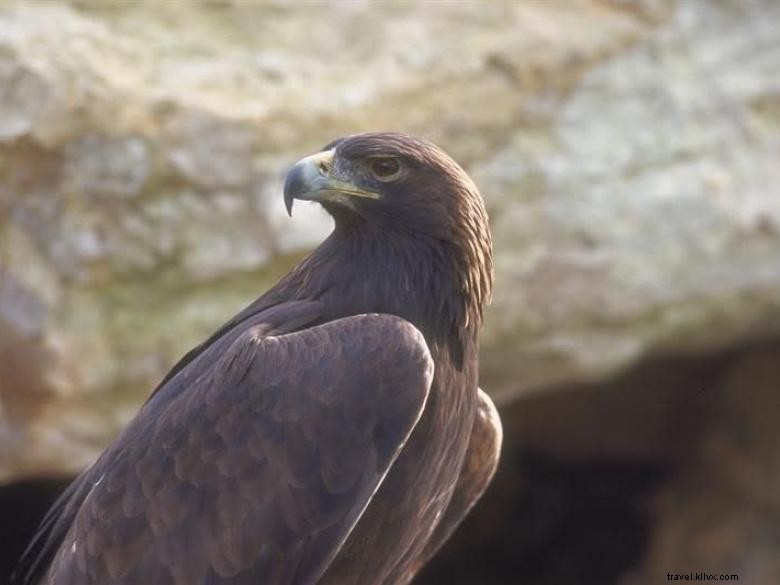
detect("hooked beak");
top-left (283, 150), bottom-right (379, 216)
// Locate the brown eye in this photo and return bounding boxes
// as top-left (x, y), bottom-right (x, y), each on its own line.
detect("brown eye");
top-left (369, 158), bottom-right (401, 181)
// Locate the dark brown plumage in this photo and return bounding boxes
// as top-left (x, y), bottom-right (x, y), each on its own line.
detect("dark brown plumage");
top-left (14, 132), bottom-right (502, 585)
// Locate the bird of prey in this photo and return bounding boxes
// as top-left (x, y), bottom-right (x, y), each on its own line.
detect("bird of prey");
top-left (14, 132), bottom-right (502, 585)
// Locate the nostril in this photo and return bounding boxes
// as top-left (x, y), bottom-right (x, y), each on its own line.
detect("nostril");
top-left (318, 161), bottom-right (329, 174)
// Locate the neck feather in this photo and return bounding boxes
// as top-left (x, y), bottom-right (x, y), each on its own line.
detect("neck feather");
top-left (284, 225), bottom-right (486, 367)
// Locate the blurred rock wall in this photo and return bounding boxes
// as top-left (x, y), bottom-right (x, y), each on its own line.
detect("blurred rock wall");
top-left (0, 0), bottom-right (668, 479)
top-left (0, 1), bottom-right (779, 583)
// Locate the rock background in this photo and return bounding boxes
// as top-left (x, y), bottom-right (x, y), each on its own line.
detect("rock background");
top-left (0, 1), bottom-right (779, 584)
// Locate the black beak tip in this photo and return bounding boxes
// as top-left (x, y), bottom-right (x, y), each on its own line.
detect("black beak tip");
top-left (284, 190), bottom-right (294, 217)
top-left (283, 162), bottom-right (306, 217)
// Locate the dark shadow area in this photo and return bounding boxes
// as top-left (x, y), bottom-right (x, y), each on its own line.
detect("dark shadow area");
top-left (0, 477), bottom-right (73, 585)
top-left (418, 451), bottom-right (667, 585)
top-left (418, 342), bottom-right (744, 584)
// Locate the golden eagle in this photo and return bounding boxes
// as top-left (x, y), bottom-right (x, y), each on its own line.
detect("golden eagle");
top-left (15, 132), bottom-right (502, 585)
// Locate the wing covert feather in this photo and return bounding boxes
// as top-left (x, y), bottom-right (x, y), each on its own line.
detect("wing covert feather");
top-left (31, 313), bottom-right (434, 585)
top-left (407, 388), bottom-right (502, 580)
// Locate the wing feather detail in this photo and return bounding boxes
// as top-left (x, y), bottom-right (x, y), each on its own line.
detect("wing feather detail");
top-left (17, 312), bottom-right (433, 585)
top-left (406, 388), bottom-right (502, 581)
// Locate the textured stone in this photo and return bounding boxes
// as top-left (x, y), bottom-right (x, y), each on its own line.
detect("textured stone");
top-left (63, 134), bottom-right (150, 201)
top-left (480, 0), bottom-right (780, 400)
top-left (0, 0), bottom-right (659, 481)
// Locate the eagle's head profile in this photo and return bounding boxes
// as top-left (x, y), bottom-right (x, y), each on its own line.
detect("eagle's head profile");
top-left (284, 132), bottom-right (493, 341)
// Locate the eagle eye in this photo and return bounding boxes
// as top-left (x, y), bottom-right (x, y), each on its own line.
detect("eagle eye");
top-left (369, 158), bottom-right (402, 181)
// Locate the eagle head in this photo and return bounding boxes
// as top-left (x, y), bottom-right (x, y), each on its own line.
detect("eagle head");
top-left (284, 132), bottom-right (493, 363)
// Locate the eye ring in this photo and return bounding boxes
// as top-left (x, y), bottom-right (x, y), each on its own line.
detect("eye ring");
top-left (368, 158), bottom-right (402, 181)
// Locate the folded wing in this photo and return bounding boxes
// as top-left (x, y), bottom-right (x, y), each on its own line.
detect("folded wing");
top-left (19, 313), bottom-right (433, 585)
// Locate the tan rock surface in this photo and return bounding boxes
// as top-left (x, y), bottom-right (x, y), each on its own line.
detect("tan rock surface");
top-left (0, 0), bottom-right (778, 510)
top-left (0, 0), bottom-right (662, 480)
